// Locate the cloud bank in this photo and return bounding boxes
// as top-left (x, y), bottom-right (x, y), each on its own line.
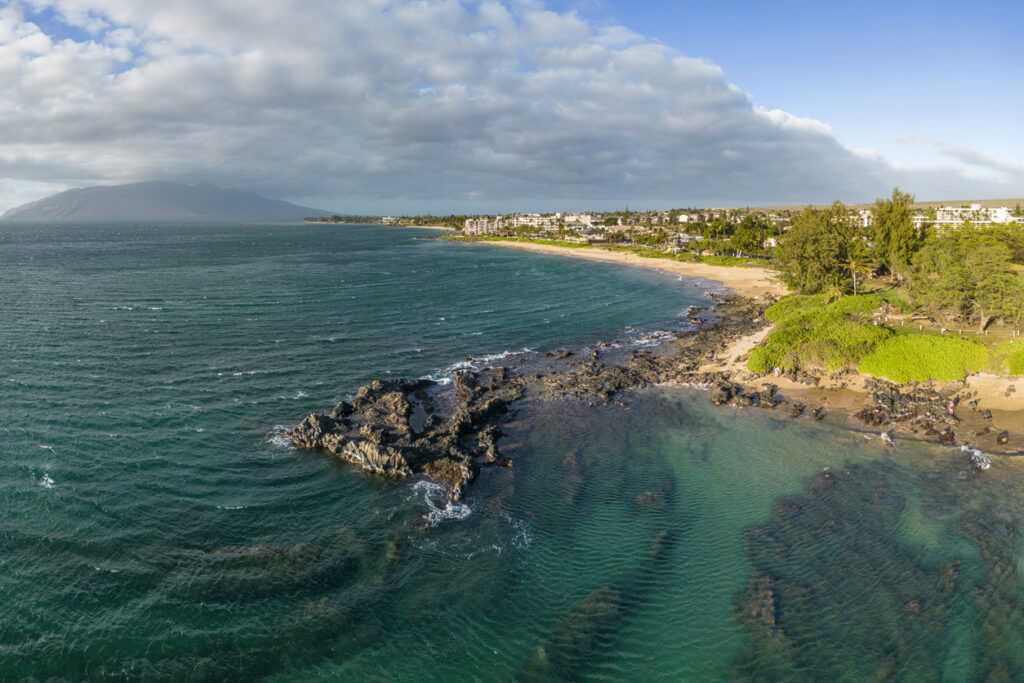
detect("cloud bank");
top-left (0, 0), bottom-right (1018, 213)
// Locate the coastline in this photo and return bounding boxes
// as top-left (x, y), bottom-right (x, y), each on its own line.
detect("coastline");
top-left (700, 318), bottom-right (1024, 454)
top-left (290, 234), bottom-right (1022, 499)
top-left (458, 236), bottom-right (1022, 455)
top-left (473, 239), bottom-right (786, 299)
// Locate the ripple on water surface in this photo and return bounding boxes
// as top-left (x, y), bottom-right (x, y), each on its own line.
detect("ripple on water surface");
top-left (6, 223), bottom-right (1024, 680)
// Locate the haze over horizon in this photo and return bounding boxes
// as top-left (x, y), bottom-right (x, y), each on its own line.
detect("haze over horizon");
top-left (2, 0), bottom-right (1022, 215)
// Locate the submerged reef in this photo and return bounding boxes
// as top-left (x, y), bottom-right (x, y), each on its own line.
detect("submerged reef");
top-left (732, 459), bottom-right (1024, 680)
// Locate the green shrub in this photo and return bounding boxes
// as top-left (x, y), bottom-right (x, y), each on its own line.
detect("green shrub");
top-left (748, 312), bottom-right (891, 373)
top-left (825, 294), bottom-right (882, 318)
top-left (858, 335), bottom-right (988, 382)
top-left (749, 295), bottom-right (890, 373)
top-left (748, 346), bottom-right (774, 374)
top-left (996, 339), bottom-right (1024, 376)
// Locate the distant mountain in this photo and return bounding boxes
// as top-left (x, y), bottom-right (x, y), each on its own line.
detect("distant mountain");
top-left (0, 181), bottom-right (333, 221)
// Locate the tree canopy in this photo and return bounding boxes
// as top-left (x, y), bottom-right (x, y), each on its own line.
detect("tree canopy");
top-left (872, 188), bottom-right (918, 276)
top-left (775, 201), bottom-right (857, 294)
top-left (908, 227), bottom-right (1024, 330)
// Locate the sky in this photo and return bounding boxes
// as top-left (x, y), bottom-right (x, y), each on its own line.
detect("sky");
top-left (1, 0), bottom-right (1023, 215)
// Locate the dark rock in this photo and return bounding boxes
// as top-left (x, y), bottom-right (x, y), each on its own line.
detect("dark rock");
top-left (330, 400), bottom-right (354, 419)
top-left (288, 369), bottom-right (524, 501)
top-left (735, 393), bottom-right (754, 408)
top-left (997, 430), bottom-right (1010, 446)
top-left (757, 385), bottom-right (778, 409)
top-left (710, 377), bottom-right (739, 406)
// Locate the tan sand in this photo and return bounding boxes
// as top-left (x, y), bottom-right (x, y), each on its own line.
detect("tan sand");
top-left (476, 240), bottom-right (787, 299)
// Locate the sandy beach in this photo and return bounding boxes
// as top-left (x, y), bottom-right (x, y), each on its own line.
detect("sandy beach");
top-left (462, 236), bottom-right (1022, 446)
top-left (476, 240), bottom-right (787, 299)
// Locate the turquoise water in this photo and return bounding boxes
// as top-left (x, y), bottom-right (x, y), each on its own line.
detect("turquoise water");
top-left (3, 223), bottom-right (1024, 681)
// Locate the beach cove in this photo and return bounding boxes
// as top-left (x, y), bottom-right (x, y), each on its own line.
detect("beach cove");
top-left (5, 222), bottom-right (1024, 679)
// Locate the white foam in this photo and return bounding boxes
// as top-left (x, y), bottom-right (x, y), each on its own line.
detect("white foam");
top-left (630, 330), bottom-right (677, 348)
top-left (960, 444), bottom-right (992, 471)
top-left (412, 480), bottom-right (472, 526)
top-left (267, 425), bottom-right (295, 449)
top-left (448, 348), bottom-right (532, 372)
top-left (422, 348), bottom-right (532, 383)
top-left (39, 474), bottom-right (54, 489)
top-left (216, 504), bottom-right (246, 510)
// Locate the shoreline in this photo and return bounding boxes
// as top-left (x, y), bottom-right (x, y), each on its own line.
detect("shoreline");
top-left (289, 236), bottom-right (1022, 497)
top-left (455, 236), bottom-right (1023, 456)
top-left (697, 317), bottom-right (1024, 456)
top-left (472, 238), bottom-right (787, 299)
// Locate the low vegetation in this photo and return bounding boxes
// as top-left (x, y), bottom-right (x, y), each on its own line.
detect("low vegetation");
top-left (858, 336), bottom-right (988, 382)
top-left (748, 295), bottom-right (891, 373)
top-left (995, 340), bottom-right (1024, 376)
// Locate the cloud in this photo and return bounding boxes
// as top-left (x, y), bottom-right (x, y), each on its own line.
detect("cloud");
top-left (936, 143), bottom-right (1023, 175)
top-left (0, 0), bottom-right (1019, 213)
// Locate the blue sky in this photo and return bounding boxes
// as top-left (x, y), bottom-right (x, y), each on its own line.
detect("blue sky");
top-left (586, 0), bottom-right (1024, 171)
top-left (1, 0), bottom-right (1022, 214)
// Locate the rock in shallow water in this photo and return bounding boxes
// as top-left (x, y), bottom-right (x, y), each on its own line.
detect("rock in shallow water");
top-left (287, 369), bottom-right (523, 500)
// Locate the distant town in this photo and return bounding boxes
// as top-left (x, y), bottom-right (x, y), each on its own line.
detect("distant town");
top-left (305, 201), bottom-right (1024, 260)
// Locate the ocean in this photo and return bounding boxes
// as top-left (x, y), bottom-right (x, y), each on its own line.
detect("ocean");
top-left (3, 222), bottom-right (1023, 681)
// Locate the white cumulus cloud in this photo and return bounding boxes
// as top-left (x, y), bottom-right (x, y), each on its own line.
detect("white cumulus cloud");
top-left (0, 0), bottom-right (1019, 214)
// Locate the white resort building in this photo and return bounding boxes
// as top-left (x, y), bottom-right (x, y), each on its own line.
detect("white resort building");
top-left (464, 216), bottom-right (506, 235)
top-left (913, 204), bottom-right (1024, 231)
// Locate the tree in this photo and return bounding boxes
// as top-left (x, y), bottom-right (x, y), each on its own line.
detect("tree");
top-left (845, 242), bottom-right (873, 296)
top-left (872, 188), bottom-right (918, 278)
top-left (908, 228), bottom-right (1024, 330)
top-left (775, 202), bottom-right (856, 294)
top-left (731, 215), bottom-right (772, 255)
top-left (966, 237), bottom-right (1022, 331)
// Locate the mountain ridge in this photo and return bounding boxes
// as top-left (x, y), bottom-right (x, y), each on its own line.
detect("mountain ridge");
top-left (0, 181), bottom-right (333, 221)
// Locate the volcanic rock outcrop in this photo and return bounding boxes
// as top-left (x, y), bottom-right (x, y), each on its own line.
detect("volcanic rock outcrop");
top-left (287, 368), bottom-right (523, 501)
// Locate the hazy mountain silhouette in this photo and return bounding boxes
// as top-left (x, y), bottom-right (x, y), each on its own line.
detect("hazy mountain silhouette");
top-left (1, 182), bottom-right (333, 221)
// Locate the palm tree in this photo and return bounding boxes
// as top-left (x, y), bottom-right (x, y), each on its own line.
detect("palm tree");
top-left (845, 245), bottom-right (873, 296)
